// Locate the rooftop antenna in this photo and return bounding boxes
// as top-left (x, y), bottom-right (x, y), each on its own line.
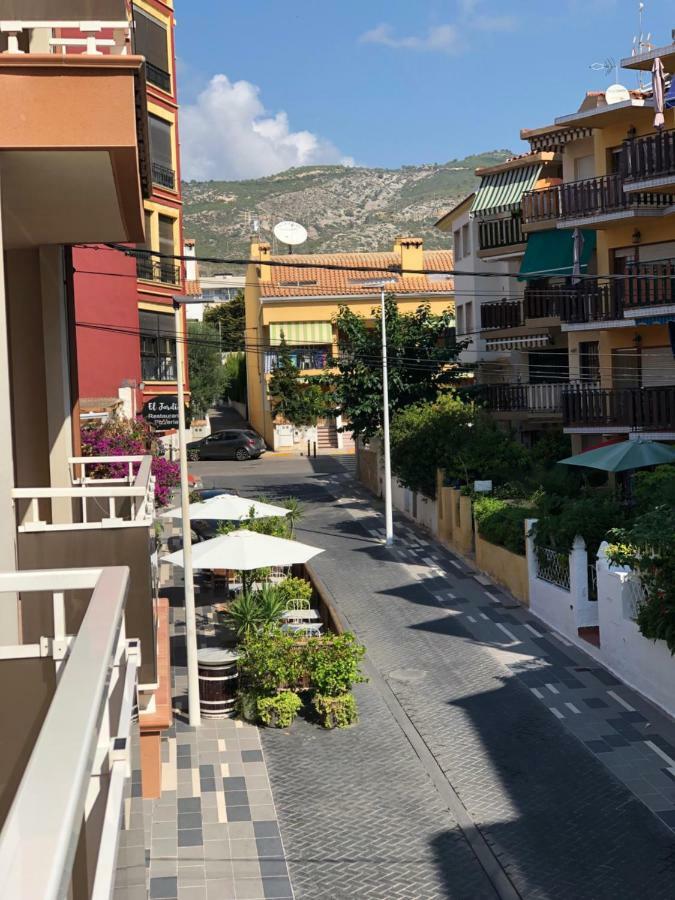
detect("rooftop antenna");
top-left (589, 57), bottom-right (630, 103)
top-left (632, 1), bottom-right (654, 89)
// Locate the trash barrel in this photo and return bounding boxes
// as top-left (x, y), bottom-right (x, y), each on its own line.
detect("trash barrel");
top-left (197, 648), bottom-right (240, 718)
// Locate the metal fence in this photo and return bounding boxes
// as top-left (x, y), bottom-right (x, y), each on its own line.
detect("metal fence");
top-left (588, 563), bottom-right (598, 601)
top-left (536, 546), bottom-right (571, 591)
top-left (625, 576), bottom-right (648, 621)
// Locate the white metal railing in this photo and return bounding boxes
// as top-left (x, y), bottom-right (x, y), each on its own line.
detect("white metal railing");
top-left (0, 566), bottom-right (139, 900)
top-left (13, 455), bottom-right (155, 532)
top-left (526, 383), bottom-right (563, 412)
top-left (0, 20), bottom-right (130, 56)
top-left (536, 546), bottom-right (571, 591)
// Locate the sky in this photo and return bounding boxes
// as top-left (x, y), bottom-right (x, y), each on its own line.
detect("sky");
top-left (175, 0), bottom-right (674, 181)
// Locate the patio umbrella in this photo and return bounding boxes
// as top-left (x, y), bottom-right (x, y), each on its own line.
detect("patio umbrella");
top-left (653, 56), bottom-right (666, 128)
top-left (161, 493), bottom-right (290, 522)
top-left (571, 228), bottom-right (584, 285)
top-left (162, 528), bottom-right (323, 570)
top-left (558, 438), bottom-right (675, 473)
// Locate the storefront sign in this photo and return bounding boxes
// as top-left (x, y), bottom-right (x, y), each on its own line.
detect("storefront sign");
top-left (141, 395), bottom-right (189, 431)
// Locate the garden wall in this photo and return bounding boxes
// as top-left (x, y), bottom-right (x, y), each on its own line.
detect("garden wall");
top-left (436, 474), bottom-right (474, 557)
top-left (475, 532), bottom-right (529, 605)
top-left (390, 479), bottom-right (438, 533)
top-left (355, 440), bottom-right (381, 497)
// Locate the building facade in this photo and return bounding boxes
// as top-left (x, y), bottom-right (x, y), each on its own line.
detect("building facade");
top-left (183, 238), bottom-right (246, 321)
top-left (245, 236), bottom-right (455, 449)
top-left (73, 0), bottom-right (188, 421)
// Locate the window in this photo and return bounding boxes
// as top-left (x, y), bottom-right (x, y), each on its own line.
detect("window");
top-left (529, 349), bottom-right (569, 384)
top-left (456, 303), bottom-right (465, 335)
top-left (462, 223), bottom-right (471, 258)
top-left (140, 311), bottom-right (176, 381)
top-left (132, 5), bottom-right (171, 91)
top-left (158, 215), bottom-right (178, 284)
top-left (453, 229), bottom-right (462, 260)
top-left (580, 341), bottom-right (600, 383)
top-left (464, 301), bottom-right (473, 334)
top-left (149, 115), bottom-right (175, 189)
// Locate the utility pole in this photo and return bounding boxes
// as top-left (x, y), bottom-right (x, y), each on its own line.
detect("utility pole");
top-left (380, 286), bottom-right (394, 545)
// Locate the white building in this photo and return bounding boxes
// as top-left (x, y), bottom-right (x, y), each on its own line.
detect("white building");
top-left (183, 239), bottom-right (245, 320)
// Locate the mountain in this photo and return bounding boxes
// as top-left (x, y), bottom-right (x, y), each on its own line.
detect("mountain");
top-left (182, 150), bottom-right (513, 272)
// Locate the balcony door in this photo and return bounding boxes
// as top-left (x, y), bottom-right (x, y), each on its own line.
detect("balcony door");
top-left (612, 348), bottom-right (640, 389)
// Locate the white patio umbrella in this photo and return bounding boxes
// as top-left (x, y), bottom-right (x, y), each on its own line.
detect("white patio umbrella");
top-left (161, 493), bottom-right (290, 522)
top-left (571, 227), bottom-right (584, 285)
top-left (162, 528), bottom-right (323, 571)
top-left (653, 56), bottom-right (666, 128)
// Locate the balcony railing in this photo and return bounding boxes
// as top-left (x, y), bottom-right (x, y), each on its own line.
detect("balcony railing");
top-left (142, 355), bottom-right (177, 382)
top-left (146, 61), bottom-right (171, 92)
top-left (485, 383), bottom-right (563, 414)
top-left (0, 566), bottom-right (137, 900)
top-left (478, 215), bottom-right (524, 252)
top-left (151, 161), bottom-right (176, 191)
top-left (622, 129), bottom-right (675, 185)
top-left (0, 20), bottom-right (131, 56)
top-left (623, 257), bottom-right (675, 309)
top-left (562, 384), bottom-right (675, 429)
top-left (522, 174), bottom-right (675, 224)
top-left (264, 347), bottom-right (331, 373)
top-left (136, 253), bottom-right (181, 285)
top-left (13, 455), bottom-right (154, 532)
top-left (480, 300), bottom-right (523, 330)
top-left (524, 282), bottom-right (623, 323)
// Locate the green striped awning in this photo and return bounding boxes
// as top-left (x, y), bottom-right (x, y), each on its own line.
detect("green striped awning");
top-left (470, 164), bottom-right (543, 218)
top-left (269, 321), bottom-right (333, 346)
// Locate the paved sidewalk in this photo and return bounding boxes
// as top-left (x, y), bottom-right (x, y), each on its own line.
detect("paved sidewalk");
top-left (208, 459), bottom-right (675, 900)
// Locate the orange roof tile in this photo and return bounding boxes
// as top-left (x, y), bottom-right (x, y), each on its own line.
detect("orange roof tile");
top-left (260, 249), bottom-right (454, 298)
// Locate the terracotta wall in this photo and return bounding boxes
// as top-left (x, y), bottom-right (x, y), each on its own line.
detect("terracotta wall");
top-left (475, 531), bottom-right (529, 605)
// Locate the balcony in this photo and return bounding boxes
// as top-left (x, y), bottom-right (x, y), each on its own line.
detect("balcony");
top-left (0, 14), bottom-right (131, 57)
top-left (622, 258), bottom-right (675, 312)
top-left (478, 215), bottom-right (525, 256)
top-left (12, 455), bottom-right (158, 686)
top-left (146, 61), bottom-right (171, 92)
top-left (480, 300), bottom-right (523, 330)
top-left (522, 174), bottom-right (675, 228)
top-left (0, 566), bottom-right (138, 900)
top-left (524, 282), bottom-right (623, 324)
top-left (562, 384), bottom-right (675, 430)
top-left (136, 252), bottom-right (181, 285)
top-left (622, 128), bottom-right (675, 192)
top-left (152, 161), bottom-right (176, 191)
top-left (484, 382), bottom-right (563, 414)
top-left (264, 347), bottom-right (332, 373)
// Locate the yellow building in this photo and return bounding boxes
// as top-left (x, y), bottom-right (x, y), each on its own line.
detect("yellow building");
top-left (244, 236), bottom-right (455, 449)
top-left (516, 42), bottom-right (675, 453)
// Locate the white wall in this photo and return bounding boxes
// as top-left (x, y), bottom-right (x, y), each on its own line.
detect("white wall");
top-left (390, 479), bottom-right (438, 533)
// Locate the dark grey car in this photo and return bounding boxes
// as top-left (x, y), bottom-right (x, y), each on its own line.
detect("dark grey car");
top-left (188, 429), bottom-right (266, 461)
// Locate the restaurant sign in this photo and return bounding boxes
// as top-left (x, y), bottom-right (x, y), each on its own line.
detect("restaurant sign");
top-left (141, 395), bottom-right (189, 431)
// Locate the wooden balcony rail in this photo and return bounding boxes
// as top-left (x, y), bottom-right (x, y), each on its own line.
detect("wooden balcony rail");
top-left (622, 129), bottom-right (675, 183)
top-left (478, 215), bottom-right (524, 252)
top-left (0, 566), bottom-right (137, 900)
top-left (0, 20), bottom-right (131, 55)
top-left (524, 282), bottom-right (623, 323)
top-left (480, 300), bottom-right (523, 330)
top-left (13, 454), bottom-right (155, 532)
top-left (485, 382), bottom-right (563, 413)
top-left (522, 173), bottom-right (674, 224)
top-left (623, 257), bottom-right (675, 309)
top-left (562, 384), bottom-right (675, 429)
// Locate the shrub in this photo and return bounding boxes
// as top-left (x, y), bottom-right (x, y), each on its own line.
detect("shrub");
top-left (254, 584), bottom-right (286, 627)
top-left (528, 429), bottom-right (571, 469)
top-left (305, 633), bottom-right (366, 696)
top-left (275, 576), bottom-right (313, 607)
top-left (238, 689), bottom-right (263, 723)
top-left (473, 496), bottom-right (531, 556)
top-left (312, 692), bottom-right (358, 728)
top-left (239, 631), bottom-right (306, 693)
top-left (228, 593), bottom-right (262, 638)
top-left (533, 493), bottom-right (622, 558)
top-left (257, 691), bottom-right (303, 728)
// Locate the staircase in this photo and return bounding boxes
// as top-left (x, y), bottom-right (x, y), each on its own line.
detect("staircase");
top-left (317, 422), bottom-right (339, 449)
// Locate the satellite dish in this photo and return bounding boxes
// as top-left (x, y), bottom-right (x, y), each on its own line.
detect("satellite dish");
top-left (605, 83), bottom-right (631, 104)
top-left (273, 221), bottom-right (308, 248)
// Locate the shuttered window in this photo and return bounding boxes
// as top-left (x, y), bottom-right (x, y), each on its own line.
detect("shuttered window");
top-left (149, 115), bottom-right (172, 169)
top-left (133, 5), bottom-right (169, 76)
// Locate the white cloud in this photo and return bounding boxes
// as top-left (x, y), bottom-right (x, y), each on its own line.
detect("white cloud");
top-left (360, 23), bottom-right (459, 54)
top-left (181, 74), bottom-right (354, 181)
top-left (360, 1), bottom-right (516, 54)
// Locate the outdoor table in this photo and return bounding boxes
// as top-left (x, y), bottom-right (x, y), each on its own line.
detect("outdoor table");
top-left (281, 622), bottom-right (323, 637)
top-left (197, 648), bottom-right (240, 718)
top-left (281, 608), bottom-right (321, 623)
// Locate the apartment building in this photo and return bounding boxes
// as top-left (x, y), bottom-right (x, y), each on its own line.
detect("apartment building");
top-left (183, 238), bottom-right (246, 321)
top-left (245, 236), bottom-right (455, 449)
top-left (73, 0), bottom-right (188, 420)
top-left (0, 7), bottom-right (171, 898)
top-left (436, 153), bottom-right (582, 443)
top-left (520, 42), bottom-right (675, 453)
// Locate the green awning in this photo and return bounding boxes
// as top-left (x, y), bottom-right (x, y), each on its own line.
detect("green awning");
top-left (470, 164), bottom-right (542, 217)
top-left (518, 229), bottom-right (596, 280)
top-left (269, 321), bottom-right (333, 346)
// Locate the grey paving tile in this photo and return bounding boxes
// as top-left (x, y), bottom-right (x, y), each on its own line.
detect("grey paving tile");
top-left (253, 822), bottom-right (279, 839)
top-left (205, 859), bottom-right (234, 879)
top-left (178, 813), bottom-right (204, 830)
top-left (227, 822), bottom-right (255, 840)
top-left (258, 859), bottom-right (287, 878)
top-left (152, 838), bottom-right (178, 859)
top-left (177, 886), bottom-right (208, 900)
top-left (230, 858), bottom-right (261, 878)
top-left (229, 839), bottom-right (260, 860)
top-left (153, 821), bottom-right (178, 840)
top-left (178, 798), bottom-right (202, 813)
top-left (255, 838), bottom-right (284, 859)
top-left (261, 877), bottom-right (293, 899)
top-left (178, 829), bottom-right (203, 847)
top-left (227, 806), bottom-right (252, 822)
top-left (149, 876), bottom-right (178, 899)
top-left (232, 878), bottom-right (265, 900)
top-left (206, 879), bottom-right (236, 900)
top-left (224, 790), bottom-right (250, 807)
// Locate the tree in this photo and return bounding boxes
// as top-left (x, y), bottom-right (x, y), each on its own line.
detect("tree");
top-left (222, 352), bottom-right (246, 403)
top-left (187, 320), bottom-right (226, 417)
top-left (324, 297), bottom-right (464, 440)
top-left (203, 290), bottom-right (245, 351)
top-left (268, 336), bottom-right (326, 427)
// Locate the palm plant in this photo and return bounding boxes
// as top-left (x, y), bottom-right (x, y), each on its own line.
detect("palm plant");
top-left (254, 584), bottom-right (286, 627)
top-left (228, 592), bottom-right (262, 638)
top-left (282, 497), bottom-right (303, 538)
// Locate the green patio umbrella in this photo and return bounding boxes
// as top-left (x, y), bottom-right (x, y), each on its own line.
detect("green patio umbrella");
top-left (558, 438), bottom-right (675, 473)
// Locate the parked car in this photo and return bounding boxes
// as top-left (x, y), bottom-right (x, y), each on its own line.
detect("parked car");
top-left (187, 429), bottom-right (266, 461)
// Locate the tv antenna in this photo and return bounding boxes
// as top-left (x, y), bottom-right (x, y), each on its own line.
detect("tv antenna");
top-left (632, 1), bottom-right (653, 89)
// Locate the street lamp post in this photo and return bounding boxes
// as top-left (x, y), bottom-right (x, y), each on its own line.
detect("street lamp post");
top-left (173, 296), bottom-right (201, 727)
top-left (380, 286), bottom-right (394, 545)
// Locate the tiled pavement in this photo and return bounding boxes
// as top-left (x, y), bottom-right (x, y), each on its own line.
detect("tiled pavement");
top-left (205, 458), bottom-right (675, 900)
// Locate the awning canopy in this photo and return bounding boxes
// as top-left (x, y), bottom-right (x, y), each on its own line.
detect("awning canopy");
top-left (485, 334), bottom-right (551, 352)
top-left (470, 164), bottom-right (543, 218)
top-left (518, 229), bottom-right (596, 280)
top-left (269, 322), bottom-right (333, 346)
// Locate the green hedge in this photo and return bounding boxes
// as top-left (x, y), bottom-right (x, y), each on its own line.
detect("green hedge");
top-left (473, 496), bottom-right (531, 556)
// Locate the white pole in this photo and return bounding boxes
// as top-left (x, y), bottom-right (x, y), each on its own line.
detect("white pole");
top-left (380, 287), bottom-right (394, 545)
top-left (174, 299), bottom-right (201, 727)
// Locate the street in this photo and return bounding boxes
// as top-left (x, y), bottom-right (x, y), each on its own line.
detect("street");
top-left (187, 453), bottom-right (675, 899)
